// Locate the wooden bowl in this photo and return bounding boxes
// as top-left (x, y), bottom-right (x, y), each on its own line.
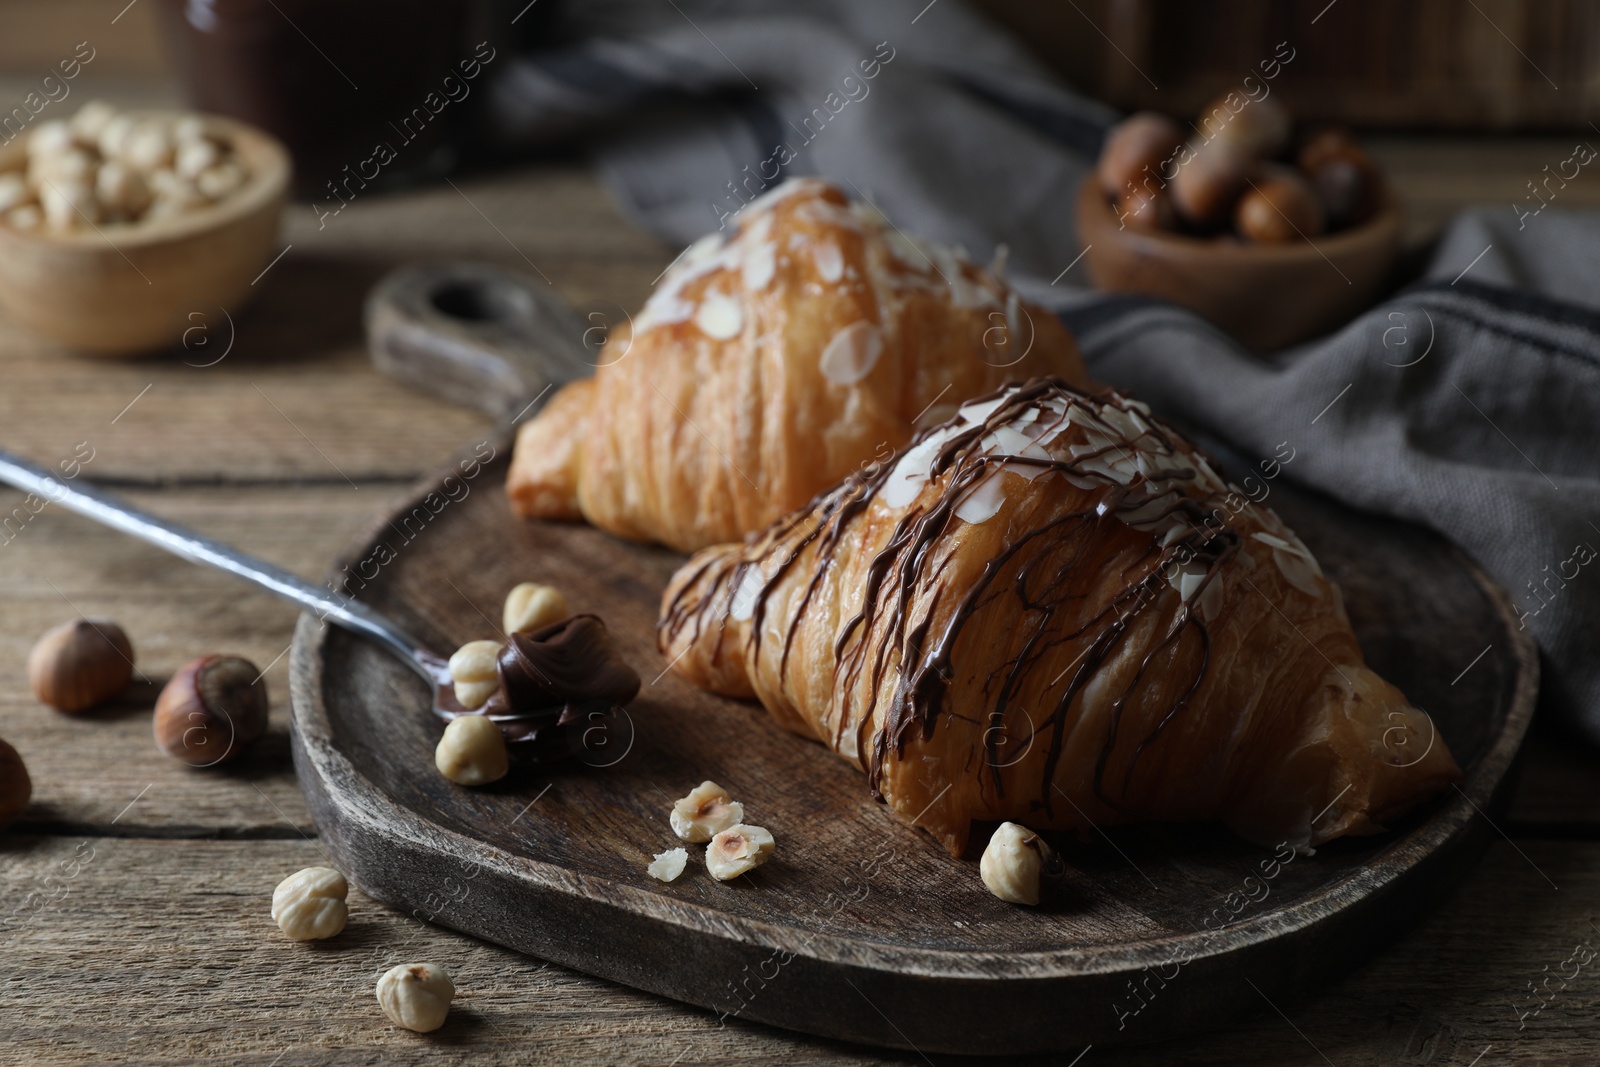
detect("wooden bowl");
top-left (0, 112), bottom-right (289, 357)
top-left (1075, 177), bottom-right (1403, 352)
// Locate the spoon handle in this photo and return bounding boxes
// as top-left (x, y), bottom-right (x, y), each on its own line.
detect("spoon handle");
top-left (0, 447), bottom-right (436, 680)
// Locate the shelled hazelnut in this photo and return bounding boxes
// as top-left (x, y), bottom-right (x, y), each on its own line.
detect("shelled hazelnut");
top-left (502, 582), bottom-right (570, 635)
top-left (0, 101), bottom-right (251, 233)
top-left (706, 824), bottom-right (775, 881)
top-left (271, 866), bottom-right (349, 941)
top-left (153, 655), bottom-right (269, 767)
top-left (376, 963), bottom-right (455, 1033)
top-left (27, 617), bottom-right (134, 713)
top-left (434, 715), bottom-right (509, 786)
top-left (0, 739), bottom-right (31, 830)
top-left (979, 822), bottom-right (1064, 906)
top-left (447, 639), bottom-right (501, 710)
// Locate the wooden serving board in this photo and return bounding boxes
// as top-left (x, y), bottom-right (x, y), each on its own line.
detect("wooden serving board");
top-left (288, 442), bottom-right (1536, 1056)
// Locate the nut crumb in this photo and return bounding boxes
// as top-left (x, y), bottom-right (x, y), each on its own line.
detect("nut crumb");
top-left (647, 847), bottom-right (688, 882)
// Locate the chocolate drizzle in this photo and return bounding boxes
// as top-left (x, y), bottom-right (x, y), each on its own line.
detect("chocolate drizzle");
top-left (658, 377), bottom-right (1241, 816)
top-left (434, 614), bottom-right (640, 763)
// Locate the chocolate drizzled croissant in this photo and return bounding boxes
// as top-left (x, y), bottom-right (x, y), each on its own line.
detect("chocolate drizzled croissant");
top-left (659, 378), bottom-right (1461, 855)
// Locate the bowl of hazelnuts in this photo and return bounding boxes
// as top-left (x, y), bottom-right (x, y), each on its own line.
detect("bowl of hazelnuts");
top-left (0, 101), bottom-right (289, 356)
top-left (1077, 94), bottom-right (1402, 352)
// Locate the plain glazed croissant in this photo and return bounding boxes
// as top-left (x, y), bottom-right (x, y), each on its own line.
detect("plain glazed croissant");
top-left (659, 379), bottom-right (1461, 856)
top-left (506, 178), bottom-right (1089, 552)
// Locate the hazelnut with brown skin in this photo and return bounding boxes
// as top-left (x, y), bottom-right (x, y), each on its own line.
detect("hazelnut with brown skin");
top-left (153, 655), bottom-right (269, 767)
top-left (1170, 142), bottom-right (1256, 229)
top-left (1235, 166), bottom-right (1325, 244)
top-left (1297, 128), bottom-right (1381, 231)
top-left (28, 618), bottom-right (134, 713)
top-left (0, 738), bottom-right (31, 830)
top-left (1114, 184), bottom-right (1175, 233)
top-left (1197, 92), bottom-right (1292, 159)
top-left (1096, 111), bottom-right (1185, 199)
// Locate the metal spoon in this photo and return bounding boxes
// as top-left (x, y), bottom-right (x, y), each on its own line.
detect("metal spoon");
top-left (0, 446), bottom-right (456, 702)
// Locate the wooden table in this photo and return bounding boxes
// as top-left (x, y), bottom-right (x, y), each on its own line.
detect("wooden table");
top-left (4, 29), bottom-right (1600, 1067)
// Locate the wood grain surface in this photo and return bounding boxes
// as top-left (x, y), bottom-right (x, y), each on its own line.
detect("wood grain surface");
top-left (0, 30), bottom-right (1597, 1058)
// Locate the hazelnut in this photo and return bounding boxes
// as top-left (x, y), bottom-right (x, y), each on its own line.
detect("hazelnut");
top-left (123, 121), bottom-right (175, 172)
top-left (96, 161), bottom-right (151, 220)
top-left (1114, 184), bottom-right (1174, 233)
top-left (5, 204), bottom-right (41, 230)
top-left (31, 146), bottom-right (96, 186)
top-left (0, 738), bottom-right (32, 830)
top-left (1096, 111), bottom-right (1185, 198)
top-left (1235, 166), bottom-right (1325, 244)
top-left (979, 822), bottom-right (1063, 905)
top-left (670, 780), bottom-right (745, 843)
top-left (1297, 129), bottom-right (1380, 231)
top-left (153, 655), bottom-right (270, 767)
top-left (173, 115), bottom-right (208, 144)
top-left (1170, 142), bottom-right (1255, 228)
top-left (39, 179), bottom-right (100, 229)
top-left (447, 639), bottom-right (502, 710)
top-left (271, 866), bottom-right (349, 941)
top-left (503, 582), bottom-right (570, 635)
top-left (706, 824), bottom-right (774, 881)
top-left (647, 847), bottom-right (688, 882)
top-left (175, 137), bottom-right (219, 180)
top-left (194, 162), bottom-right (245, 200)
top-left (97, 114), bottom-right (136, 160)
top-left (28, 618), bottom-right (134, 713)
top-left (434, 715), bottom-right (509, 786)
top-left (1197, 92), bottom-right (1291, 159)
top-left (376, 963), bottom-right (455, 1033)
top-left (27, 120), bottom-right (75, 160)
top-left (0, 172), bottom-right (31, 213)
top-left (70, 100), bottom-right (118, 141)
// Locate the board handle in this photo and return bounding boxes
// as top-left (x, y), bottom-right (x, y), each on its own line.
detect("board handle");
top-left (365, 262), bottom-right (595, 424)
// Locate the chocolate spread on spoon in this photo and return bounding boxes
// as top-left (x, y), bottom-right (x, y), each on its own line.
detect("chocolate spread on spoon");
top-left (432, 614), bottom-right (640, 762)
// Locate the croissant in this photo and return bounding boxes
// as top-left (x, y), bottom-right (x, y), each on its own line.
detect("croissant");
top-left (507, 178), bottom-right (1090, 552)
top-left (659, 378), bottom-right (1461, 856)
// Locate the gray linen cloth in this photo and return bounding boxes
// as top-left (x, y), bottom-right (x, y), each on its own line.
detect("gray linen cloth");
top-left (488, 0), bottom-right (1600, 743)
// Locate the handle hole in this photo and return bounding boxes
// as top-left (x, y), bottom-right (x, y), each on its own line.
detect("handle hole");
top-left (431, 282), bottom-right (502, 323)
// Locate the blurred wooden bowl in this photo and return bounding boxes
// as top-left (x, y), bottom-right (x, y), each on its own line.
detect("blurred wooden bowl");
top-left (1075, 177), bottom-right (1403, 352)
top-left (0, 112), bottom-right (289, 357)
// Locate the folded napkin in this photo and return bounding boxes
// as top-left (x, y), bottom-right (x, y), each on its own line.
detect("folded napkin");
top-left (488, 0), bottom-right (1600, 743)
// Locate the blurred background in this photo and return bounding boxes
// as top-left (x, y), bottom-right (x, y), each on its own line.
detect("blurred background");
top-left (5, 0), bottom-right (1597, 251)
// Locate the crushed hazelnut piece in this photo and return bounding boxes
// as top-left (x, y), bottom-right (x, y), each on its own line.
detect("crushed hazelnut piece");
top-left (670, 780), bottom-right (744, 843)
top-left (706, 824), bottom-right (775, 881)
